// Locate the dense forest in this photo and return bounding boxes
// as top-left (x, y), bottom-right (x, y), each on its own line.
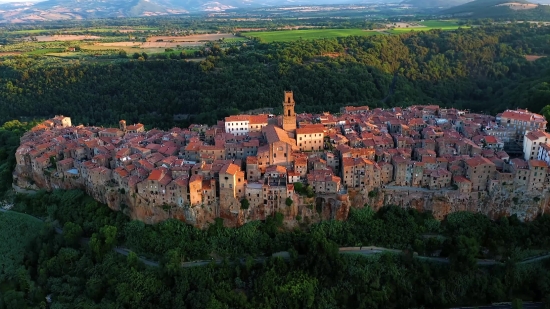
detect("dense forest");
top-left (2, 23), bottom-right (550, 128)
top-left (0, 188), bottom-right (549, 308)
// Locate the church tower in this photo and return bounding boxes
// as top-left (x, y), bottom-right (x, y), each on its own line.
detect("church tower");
top-left (282, 91), bottom-right (296, 133)
top-left (119, 120), bottom-right (127, 132)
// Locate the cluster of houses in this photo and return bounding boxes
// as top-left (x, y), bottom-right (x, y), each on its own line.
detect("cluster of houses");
top-left (12, 91), bottom-right (550, 223)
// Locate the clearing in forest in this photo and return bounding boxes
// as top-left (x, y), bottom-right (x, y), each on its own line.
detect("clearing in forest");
top-left (525, 55), bottom-right (546, 61)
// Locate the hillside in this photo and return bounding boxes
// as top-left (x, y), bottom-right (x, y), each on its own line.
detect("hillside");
top-left (403, 0), bottom-right (473, 9)
top-left (441, 0), bottom-right (550, 18)
top-left (0, 211), bottom-right (44, 291)
top-left (0, 0), bottom-right (385, 22)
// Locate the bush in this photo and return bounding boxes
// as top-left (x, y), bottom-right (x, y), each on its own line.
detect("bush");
top-left (285, 197), bottom-right (293, 207)
top-left (241, 198), bottom-right (249, 210)
top-left (296, 215), bottom-right (302, 221)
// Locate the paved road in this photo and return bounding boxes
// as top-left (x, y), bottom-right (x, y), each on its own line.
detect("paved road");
top-left (114, 247), bottom-right (160, 267)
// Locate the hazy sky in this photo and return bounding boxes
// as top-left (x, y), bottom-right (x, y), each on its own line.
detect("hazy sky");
top-left (0, 0), bottom-right (43, 2)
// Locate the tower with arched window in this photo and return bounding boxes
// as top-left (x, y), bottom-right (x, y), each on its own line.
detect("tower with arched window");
top-left (282, 91), bottom-right (296, 133)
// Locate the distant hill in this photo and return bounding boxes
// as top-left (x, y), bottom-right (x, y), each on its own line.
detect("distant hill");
top-left (402, 0), bottom-right (473, 9)
top-left (0, 0), bottom-right (391, 22)
top-left (441, 0), bottom-right (550, 18)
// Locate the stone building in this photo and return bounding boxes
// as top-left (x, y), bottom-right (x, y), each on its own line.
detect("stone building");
top-left (296, 126), bottom-right (325, 152)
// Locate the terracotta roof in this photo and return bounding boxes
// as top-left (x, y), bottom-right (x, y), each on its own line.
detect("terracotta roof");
top-left (453, 176), bottom-right (470, 184)
top-left (296, 126), bottom-right (325, 135)
top-left (147, 169), bottom-right (163, 181)
top-left (225, 115), bottom-right (250, 122)
top-left (501, 110), bottom-right (546, 122)
top-left (220, 163), bottom-right (240, 175)
top-left (266, 165), bottom-right (287, 174)
top-left (249, 115), bottom-right (268, 124)
top-left (465, 156), bottom-right (494, 168)
top-left (525, 130), bottom-right (550, 141)
top-left (529, 159), bottom-right (548, 168)
top-left (262, 125), bottom-right (296, 146)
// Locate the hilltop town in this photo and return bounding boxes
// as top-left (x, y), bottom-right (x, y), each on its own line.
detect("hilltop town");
top-left (12, 91), bottom-right (550, 227)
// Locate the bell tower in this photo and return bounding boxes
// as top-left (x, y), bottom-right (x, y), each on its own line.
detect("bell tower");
top-left (282, 91), bottom-right (296, 133)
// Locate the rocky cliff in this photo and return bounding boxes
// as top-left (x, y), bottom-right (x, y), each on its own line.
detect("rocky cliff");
top-left (14, 167), bottom-right (547, 228)
top-left (13, 169), bottom-right (352, 228)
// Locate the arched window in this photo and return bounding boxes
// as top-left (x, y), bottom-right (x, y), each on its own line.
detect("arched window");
top-left (288, 109), bottom-right (291, 117)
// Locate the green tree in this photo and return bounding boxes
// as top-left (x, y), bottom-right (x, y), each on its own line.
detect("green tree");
top-left (240, 198), bottom-right (249, 210)
top-left (285, 197), bottom-right (293, 206)
top-left (63, 221), bottom-right (83, 247)
top-left (449, 235), bottom-right (479, 271)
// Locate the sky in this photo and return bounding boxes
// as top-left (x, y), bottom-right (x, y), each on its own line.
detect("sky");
top-left (0, 0), bottom-right (42, 2)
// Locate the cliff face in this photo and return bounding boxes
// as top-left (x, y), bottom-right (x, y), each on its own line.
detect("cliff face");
top-left (13, 169), bottom-right (352, 228)
top-left (14, 168), bottom-right (547, 228)
top-left (354, 186), bottom-right (547, 221)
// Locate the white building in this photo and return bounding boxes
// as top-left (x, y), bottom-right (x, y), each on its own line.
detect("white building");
top-left (523, 130), bottom-right (550, 161)
top-left (224, 115), bottom-right (250, 136)
top-left (537, 143), bottom-right (550, 166)
top-left (499, 109), bottom-right (547, 142)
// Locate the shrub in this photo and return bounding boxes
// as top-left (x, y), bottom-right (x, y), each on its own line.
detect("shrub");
top-left (240, 198), bottom-right (250, 210)
top-left (285, 197), bottom-right (293, 207)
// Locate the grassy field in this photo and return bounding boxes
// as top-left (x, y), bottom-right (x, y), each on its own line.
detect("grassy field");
top-left (389, 20), bottom-right (467, 33)
top-left (10, 29), bottom-right (52, 34)
top-left (388, 27), bottom-right (467, 33)
top-left (0, 211), bottom-right (44, 282)
top-left (243, 29), bottom-right (379, 42)
top-left (224, 37), bottom-right (248, 42)
top-left (25, 48), bottom-right (65, 55)
top-left (420, 20), bottom-right (460, 27)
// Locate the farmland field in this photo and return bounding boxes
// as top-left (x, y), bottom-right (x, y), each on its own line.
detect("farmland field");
top-left (388, 26), bottom-right (468, 33)
top-left (243, 29), bottom-right (379, 42)
top-left (419, 20), bottom-right (461, 28)
top-left (0, 211), bottom-right (44, 283)
top-left (21, 34), bottom-right (101, 42)
top-left (389, 20), bottom-right (467, 32)
top-left (26, 48), bottom-right (65, 55)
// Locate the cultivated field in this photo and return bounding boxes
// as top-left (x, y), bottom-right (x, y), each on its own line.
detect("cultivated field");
top-left (21, 34), bottom-right (101, 42)
top-left (243, 29), bottom-right (379, 42)
top-left (146, 33), bottom-right (238, 42)
top-left (388, 20), bottom-right (467, 33)
top-left (243, 21), bottom-right (465, 42)
top-left (77, 33), bottom-right (240, 53)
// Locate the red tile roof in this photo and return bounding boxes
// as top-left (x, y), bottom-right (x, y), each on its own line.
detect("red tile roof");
top-left (147, 169), bottom-right (163, 181)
